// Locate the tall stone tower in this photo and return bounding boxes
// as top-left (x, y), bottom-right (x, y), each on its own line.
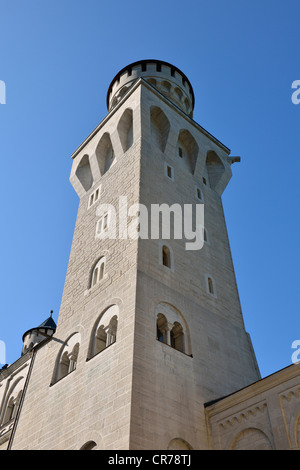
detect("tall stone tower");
top-left (7, 60), bottom-right (260, 450)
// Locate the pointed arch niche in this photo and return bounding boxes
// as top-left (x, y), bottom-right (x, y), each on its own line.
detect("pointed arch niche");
top-left (117, 108), bottom-right (133, 153)
top-left (75, 154), bottom-right (93, 191)
top-left (176, 129), bottom-right (198, 174)
top-left (150, 106), bottom-right (170, 153)
top-left (206, 150), bottom-right (225, 190)
top-left (96, 133), bottom-right (115, 176)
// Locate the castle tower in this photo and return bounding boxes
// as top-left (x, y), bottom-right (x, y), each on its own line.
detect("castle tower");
top-left (8, 60), bottom-right (260, 450)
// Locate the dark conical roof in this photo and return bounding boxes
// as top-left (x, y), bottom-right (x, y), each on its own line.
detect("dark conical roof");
top-left (22, 312), bottom-right (56, 341)
top-left (38, 315), bottom-right (57, 330)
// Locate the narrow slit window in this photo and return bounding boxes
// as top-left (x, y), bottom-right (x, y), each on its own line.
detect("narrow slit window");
top-left (162, 245), bottom-right (171, 268)
top-left (103, 214), bottom-right (108, 230)
top-left (208, 277), bottom-right (214, 295)
top-left (99, 262), bottom-right (104, 280)
top-left (92, 267), bottom-right (99, 286)
top-left (196, 187), bottom-right (203, 200)
top-left (88, 186), bottom-right (101, 209)
top-left (164, 163), bottom-right (174, 181)
top-left (97, 212), bottom-right (109, 234)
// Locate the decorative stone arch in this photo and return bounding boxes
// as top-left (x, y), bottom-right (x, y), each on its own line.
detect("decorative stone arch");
top-left (159, 80), bottom-right (172, 98)
top-left (80, 440), bottom-right (97, 450)
top-left (89, 256), bottom-right (106, 288)
top-left (117, 85), bottom-right (131, 102)
top-left (0, 376), bottom-right (25, 426)
top-left (150, 106), bottom-right (170, 153)
top-left (173, 86), bottom-right (183, 105)
top-left (155, 302), bottom-right (191, 356)
top-left (52, 332), bottom-right (81, 384)
top-left (117, 108), bottom-right (133, 153)
top-left (76, 429), bottom-right (103, 451)
top-left (229, 427), bottom-right (273, 450)
top-left (147, 77), bottom-right (157, 87)
top-left (280, 389), bottom-right (300, 449)
top-left (167, 437), bottom-right (193, 450)
top-left (96, 132), bottom-right (116, 176)
top-left (87, 304), bottom-right (119, 360)
top-left (176, 129), bottom-right (199, 174)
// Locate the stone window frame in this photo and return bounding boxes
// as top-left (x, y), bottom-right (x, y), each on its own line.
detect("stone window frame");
top-left (88, 185), bottom-right (101, 209)
top-left (96, 209), bottom-right (111, 236)
top-left (87, 305), bottom-right (119, 361)
top-left (89, 256), bottom-right (107, 289)
top-left (158, 240), bottom-right (174, 272)
top-left (51, 332), bottom-right (81, 385)
top-left (155, 303), bottom-right (192, 356)
top-left (0, 377), bottom-right (24, 427)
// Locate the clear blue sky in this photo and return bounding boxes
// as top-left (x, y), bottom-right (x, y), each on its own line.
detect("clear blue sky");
top-left (0, 0), bottom-right (299, 379)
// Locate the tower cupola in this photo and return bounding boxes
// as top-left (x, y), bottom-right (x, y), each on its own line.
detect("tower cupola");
top-left (22, 311), bottom-right (56, 355)
top-left (106, 59), bottom-right (195, 117)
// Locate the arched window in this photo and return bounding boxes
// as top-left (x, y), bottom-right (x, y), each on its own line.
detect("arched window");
top-left (3, 397), bottom-right (16, 424)
top-left (160, 243), bottom-right (174, 270)
top-left (90, 257), bottom-right (105, 288)
top-left (52, 333), bottom-right (81, 384)
top-left (156, 313), bottom-right (168, 344)
top-left (69, 343), bottom-right (79, 373)
top-left (93, 315), bottom-right (118, 354)
top-left (88, 305), bottom-right (119, 360)
top-left (155, 303), bottom-right (191, 355)
top-left (59, 351), bottom-right (71, 379)
top-left (1, 378), bottom-right (24, 427)
top-left (80, 441), bottom-right (97, 450)
top-left (170, 322), bottom-right (184, 353)
top-left (57, 343), bottom-right (79, 380)
top-left (168, 438), bottom-right (193, 450)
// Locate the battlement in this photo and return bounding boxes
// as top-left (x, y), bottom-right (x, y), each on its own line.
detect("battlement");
top-left (106, 60), bottom-right (195, 117)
